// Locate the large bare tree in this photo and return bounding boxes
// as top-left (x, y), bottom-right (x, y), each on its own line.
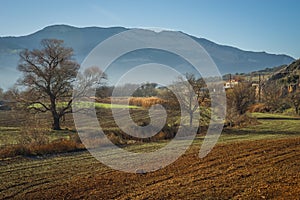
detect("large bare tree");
top-left (17, 39), bottom-right (84, 130)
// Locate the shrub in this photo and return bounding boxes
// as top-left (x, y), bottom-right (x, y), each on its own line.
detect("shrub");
top-left (248, 103), bottom-right (270, 113)
top-left (225, 114), bottom-right (258, 128)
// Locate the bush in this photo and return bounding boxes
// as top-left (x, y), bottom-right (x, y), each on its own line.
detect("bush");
top-left (283, 108), bottom-right (298, 116)
top-left (248, 103), bottom-right (270, 113)
top-left (225, 114), bottom-right (258, 128)
top-left (18, 128), bottom-right (49, 146)
top-left (275, 102), bottom-right (291, 113)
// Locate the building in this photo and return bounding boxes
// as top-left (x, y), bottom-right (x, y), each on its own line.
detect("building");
top-left (224, 80), bottom-right (239, 90)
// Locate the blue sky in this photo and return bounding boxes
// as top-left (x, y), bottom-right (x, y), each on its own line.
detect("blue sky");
top-left (1, 0), bottom-right (300, 58)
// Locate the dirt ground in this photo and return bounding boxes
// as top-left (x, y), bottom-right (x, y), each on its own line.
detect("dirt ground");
top-left (1, 137), bottom-right (299, 200)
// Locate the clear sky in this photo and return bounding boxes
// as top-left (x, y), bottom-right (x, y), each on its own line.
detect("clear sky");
top-left (1, 0), bottom-right (300, 58)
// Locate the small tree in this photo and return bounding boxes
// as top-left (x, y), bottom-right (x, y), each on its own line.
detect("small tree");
top-left (133, 83), bottom-right (158, 97)
top-left (96, 86), bottom-right (113, 98)
top-left (17, 39), bottom-right (106, 130)
top-left (227, 82), bottom-right (256, 115)
top-left (168, 74), bottom-right (209, 127)
top-left (261, 81), bottom-right (283, 111)
top-left (226, 82), bottom-right (255, 126)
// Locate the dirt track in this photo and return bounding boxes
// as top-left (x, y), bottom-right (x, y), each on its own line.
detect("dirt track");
top-left (1, 137), bottom-right (300, 199)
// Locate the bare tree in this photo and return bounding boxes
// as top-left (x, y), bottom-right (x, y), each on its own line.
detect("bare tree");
top-left (289, 89), bottom-right (300, 115)
top-left (226, 82), bottom-right (255, 115)
top-left (261, 81), bottom-right (283, 111)
top-left (225, 82), bottom-right (256, 127)
top-left (169, 74), bottom-right (209, 127)
top-left (17, 39), bottom-right (106, 130)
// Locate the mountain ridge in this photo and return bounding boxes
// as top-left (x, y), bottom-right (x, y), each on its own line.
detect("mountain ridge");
top-left (0, 24), bottom-right (295, 89)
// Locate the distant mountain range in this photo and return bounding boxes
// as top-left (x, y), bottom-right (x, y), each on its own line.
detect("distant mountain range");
top-left (0, 24), bottom-right (295, 89)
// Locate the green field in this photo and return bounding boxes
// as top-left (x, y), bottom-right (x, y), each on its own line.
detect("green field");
top-left (1, 111), bottom-right (299, 156)
top-left (249, 112), bottom-right (300, 119)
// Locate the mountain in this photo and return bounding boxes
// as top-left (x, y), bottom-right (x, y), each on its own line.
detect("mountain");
top-left (188, 35), bottom-right (294, 73)
top-left (0, 24), bottom-right (295, 89)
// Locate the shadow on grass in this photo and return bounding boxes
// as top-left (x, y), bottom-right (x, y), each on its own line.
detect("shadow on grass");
top-left (256, 117), bottom-right (300, 120)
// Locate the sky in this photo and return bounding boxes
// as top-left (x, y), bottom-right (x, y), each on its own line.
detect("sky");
top-left (0, 0), bottom-right (300, 58)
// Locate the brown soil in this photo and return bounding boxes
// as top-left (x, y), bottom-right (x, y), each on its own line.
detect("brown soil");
top-left (1, 137), bottom-right (299, 200)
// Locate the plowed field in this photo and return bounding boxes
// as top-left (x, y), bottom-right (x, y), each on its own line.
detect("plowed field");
top-left (1, 136), bottom-right (299, 199)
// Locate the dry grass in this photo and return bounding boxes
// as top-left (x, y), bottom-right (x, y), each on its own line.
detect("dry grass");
top-left (129, 97), bottom-right (166, 108)
top-left (248, 103), bottom-right (270, 113)
top-left (0, 110), bottom-right (84, 158)
top-left (97, 97), bottom-right (166, 108)
top-left (0, 138), bottom-right (84, 158)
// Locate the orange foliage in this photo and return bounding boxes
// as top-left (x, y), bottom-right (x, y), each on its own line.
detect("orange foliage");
top-left (96, 97), bottom-right (166, 108)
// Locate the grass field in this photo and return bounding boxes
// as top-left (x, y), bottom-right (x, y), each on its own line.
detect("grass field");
top-left (0, 113), bottom-right (300, 199)
top-left (0, 106), bottom-right (179, 147)
top-left (32, 102), bottom-right (140, 109)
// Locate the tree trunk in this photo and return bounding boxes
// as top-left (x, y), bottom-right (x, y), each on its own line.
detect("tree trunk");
top-left (189, 112), bottom-right (193, 128)
top-left (50, 96), bottom-right (61, 130)
top-left (52, 114), bottom-right (61, 130)
top-left (295, 106), bottom-right (299, 115)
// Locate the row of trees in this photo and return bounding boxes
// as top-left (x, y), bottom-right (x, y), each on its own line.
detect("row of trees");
top-left (95, 83), bottom-right (158, 98)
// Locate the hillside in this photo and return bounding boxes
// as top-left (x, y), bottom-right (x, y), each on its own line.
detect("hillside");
top-left (269, 59), bottom-right (300, 83)
top-left (0, 25), bottom-right (295, 88)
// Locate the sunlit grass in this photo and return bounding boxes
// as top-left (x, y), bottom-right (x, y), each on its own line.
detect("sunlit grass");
top-left (1, 112), bottom-right (300, 149)
top-left (31, 102), bottom-right (140, 109)
top-left (249, 112), bottom-right (300, 119)
top-left (241, 119), bottom-right (300, 134)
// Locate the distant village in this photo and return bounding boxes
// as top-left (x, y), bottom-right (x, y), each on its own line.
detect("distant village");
top-left (223, 71), bottom-right (300, 101)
